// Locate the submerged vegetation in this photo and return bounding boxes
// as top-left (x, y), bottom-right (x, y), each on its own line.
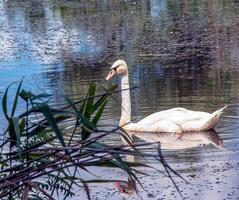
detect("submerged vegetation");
top-left (0, 80), bottom-right (184, 199)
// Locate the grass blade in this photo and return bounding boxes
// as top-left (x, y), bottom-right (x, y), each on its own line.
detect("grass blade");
top-left (11, 117), bottom-right (22, 157)
top-left (81, 82), bottom-right (96, 140)
top-left (11, 79), bottom-right (23, 117)
top-left (91, 100), bottom-right (108, 125)
top-left (82, 82), bottom-right (96, 117)
top-left (92, 84), bottom-right (117, 113)
top-left (38, 104), bottom-right (66, 147)
top-left (2, 82), bottom-right (16, 120)
top-left (64, 97), bottom-right (96, 130)
top-left (80, 179), bottom-right (90, 200)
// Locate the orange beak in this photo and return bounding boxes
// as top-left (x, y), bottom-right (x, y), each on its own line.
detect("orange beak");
top-left (105, 69), bottom-right (116, 81)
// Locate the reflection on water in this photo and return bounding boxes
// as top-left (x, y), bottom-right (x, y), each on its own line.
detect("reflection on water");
top-left (114, 176), bottom-right (136, 200)
top-left (1, 0), bottom-right (239, 199)
top-left (130, 130), bottom-right (224, 150)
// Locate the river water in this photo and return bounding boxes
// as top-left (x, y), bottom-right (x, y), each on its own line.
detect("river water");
top-left (0, 0), bottom-right (239, 199)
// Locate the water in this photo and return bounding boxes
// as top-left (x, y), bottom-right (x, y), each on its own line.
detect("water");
top-left (1, 0), bottom-right (239, 199)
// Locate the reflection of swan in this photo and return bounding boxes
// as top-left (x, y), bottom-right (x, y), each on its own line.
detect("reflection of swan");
top-left (105, 60), bottom-right (226, 133)
top-left (129, 130), bottom-right (224, 150)
top-left (114, 153), bottom-right (137, 199)
top-left (114, 177), bottom-right (136, 199)
top-left (113, 131), bottom-right (224, 199)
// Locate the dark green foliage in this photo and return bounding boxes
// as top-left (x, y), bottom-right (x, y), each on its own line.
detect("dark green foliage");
top-left (0, 81), bottom-right (183, 200)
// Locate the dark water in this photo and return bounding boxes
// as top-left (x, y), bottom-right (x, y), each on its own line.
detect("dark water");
top-left (1, 0), bottom-right (239, 199)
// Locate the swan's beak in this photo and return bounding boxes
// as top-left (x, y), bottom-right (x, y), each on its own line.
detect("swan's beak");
top-left (105, 69), bottom-right (116, 81)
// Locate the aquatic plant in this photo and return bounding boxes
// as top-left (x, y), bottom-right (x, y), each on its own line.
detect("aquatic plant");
top-left (0, 80), bottom-right (184, 199)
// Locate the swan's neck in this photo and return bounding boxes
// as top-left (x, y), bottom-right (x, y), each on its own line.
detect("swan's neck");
top-left (119, 70), bottom-right (131, 127)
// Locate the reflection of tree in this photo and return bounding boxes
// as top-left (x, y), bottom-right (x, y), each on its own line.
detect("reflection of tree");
top-left (3, 0), bottom-right (239, 66)
top-left (2, 0), bottom-right (239, 113)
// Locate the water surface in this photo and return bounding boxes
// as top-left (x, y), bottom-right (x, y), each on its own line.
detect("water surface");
top-left (1, 0), bottom-right (239, 199)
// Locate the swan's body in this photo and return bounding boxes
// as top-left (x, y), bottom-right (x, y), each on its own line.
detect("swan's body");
top-left (125, 106), bottom-right (226, 133)
top-left (106, 60), bottom-right (226, 134)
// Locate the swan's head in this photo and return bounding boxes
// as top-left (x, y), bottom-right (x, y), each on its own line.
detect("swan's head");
top-left (105, 60), bottom-right (127, 81)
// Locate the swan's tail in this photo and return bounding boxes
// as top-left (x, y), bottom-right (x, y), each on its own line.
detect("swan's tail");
top-left (204, 105), bottom-right (227, 130)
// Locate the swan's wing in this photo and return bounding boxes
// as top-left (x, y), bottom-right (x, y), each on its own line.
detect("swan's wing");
top-left (133, 120), bottom-right (183, 133)
top-left (137, 107), bottom-right (211, 126)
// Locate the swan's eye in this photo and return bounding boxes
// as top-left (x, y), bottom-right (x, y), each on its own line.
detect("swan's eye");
top-left (111, 67), bottom-right (118, 74)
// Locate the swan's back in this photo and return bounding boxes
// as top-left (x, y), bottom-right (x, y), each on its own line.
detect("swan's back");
top-left (136, 107), bottom-right (211, 126)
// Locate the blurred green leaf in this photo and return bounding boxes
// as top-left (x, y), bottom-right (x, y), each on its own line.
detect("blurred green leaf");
top-left (2, 82), bottom-right (16, 120)
top-left (65, 97), bottom-right (96, 130)
top-left (26, 115), bottom-right (69, 138)
top-left (88, 142), bottom-right (108, 150)
top-left (81, 82), bottom-right (96, 141)
top-left (92, 84), bottom-right (117, 113)
top-left (8, 118), bottom-right (16, 144)
top-left (19, 118), bottom-right (26, 132)
top-left (11, 117), bottom-right (22, 157)
top-left (80, 82), bottom-right (96, 116)
top-left (31, 93), bottom-right (51, 100)
top-left (92, 100), bottom-right (107, 125)
top-left (11, 79), bottom-right (23, 117)
top-left (38, 104), bottom-right (66, 147)
top-left (84, 82), bottom-right (96, 117)
top-left (80, 179), bottom-right (90, 200)
top-left (20, 89), bottom-right (32, 101)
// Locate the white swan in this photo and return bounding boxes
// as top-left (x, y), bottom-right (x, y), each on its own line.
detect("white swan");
top-left (105, 60), bottom-right (227, 133)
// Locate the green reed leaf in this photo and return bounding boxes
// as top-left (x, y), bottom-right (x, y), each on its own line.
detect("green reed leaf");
top-left (80, 82), bottom-right (97, 141)
top-left (2, 82), bottom-right (16, 120)
top-left (84, 82), bottom-right (96, 118)
top-left (65, 97), bottom-right (96, 130)
top-left (92, 84), bottom-right (117, 113)
top-left (11, 117), bottom-right (22, 157)
top-left (38, 104), bottom-right (66, 147)
top-left (19, 89), bottom-right (32, 101)
top-left (91, 100), bottom-right (107, 125)
top-left (11, 79), bottom-right (23, 117)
